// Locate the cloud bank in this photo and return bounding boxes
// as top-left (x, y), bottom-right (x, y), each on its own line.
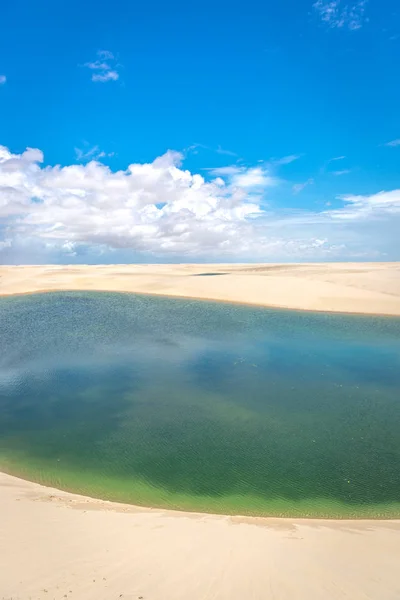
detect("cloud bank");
top-left (0, 144), bottom-right (399, 263)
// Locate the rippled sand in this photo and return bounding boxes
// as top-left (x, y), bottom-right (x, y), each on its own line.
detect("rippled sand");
top-left (1, 472), bottom-right (399, 600)
top-left (1, 262), bottom-right (400, 315)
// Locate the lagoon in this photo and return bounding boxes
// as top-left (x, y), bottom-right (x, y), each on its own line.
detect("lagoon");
top-left (0, 292), bottom-right (399, 517)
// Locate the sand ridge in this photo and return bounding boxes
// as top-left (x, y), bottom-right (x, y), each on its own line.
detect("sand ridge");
top-left (1, 262), bottom-right (400, 315)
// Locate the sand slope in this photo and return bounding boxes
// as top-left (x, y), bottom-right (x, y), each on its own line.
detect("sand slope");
top-left (1, 262), bottom-right (400, 315)
top-left (1, 473), bottom-right (399, 600)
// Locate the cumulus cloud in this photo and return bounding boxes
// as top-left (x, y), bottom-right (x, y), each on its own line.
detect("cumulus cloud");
top-left (0, 144), bottom-right (399, 262)
top-left (0, 146), bottom-right (265, 258)
top-left (84, 50), bottom-right (120, 83)
top-left (313, 0), bottom-right (368, 30)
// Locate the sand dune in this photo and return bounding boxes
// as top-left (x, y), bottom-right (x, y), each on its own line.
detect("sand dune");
top-left (1, 472), bottom-right (399, 600)
top-left (1, 262), bottom-right (400, 315)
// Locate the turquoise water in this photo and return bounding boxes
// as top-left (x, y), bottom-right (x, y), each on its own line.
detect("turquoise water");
top-left (0, 292), bottom-right (399, 517)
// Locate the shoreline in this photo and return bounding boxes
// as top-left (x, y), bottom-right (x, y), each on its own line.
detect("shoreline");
top-left (2, 286), bottom-right (400, 318)
top-left (2, 470), bottom-right (400, 525)
top-left (1, 466), bottom-right (399, 521)
top-left (1, 470), bottom-right (400, 600)
top-left (1, 262), bottom-right (400, 316)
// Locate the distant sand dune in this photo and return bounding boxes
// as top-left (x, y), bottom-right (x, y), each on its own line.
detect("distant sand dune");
top-left (1, 262), bottom-right (400, 315)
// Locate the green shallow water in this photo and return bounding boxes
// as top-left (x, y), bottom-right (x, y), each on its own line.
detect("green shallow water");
top-left (0, 292), bottom-right (400, 518)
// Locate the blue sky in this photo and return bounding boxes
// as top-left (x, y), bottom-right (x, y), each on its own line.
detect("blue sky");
top-left (1, 0), bottom-right (400, 263)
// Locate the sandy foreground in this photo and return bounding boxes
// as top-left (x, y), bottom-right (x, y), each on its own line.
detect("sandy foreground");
top-left (0, 262), bottom-right (400, 315)
top-left (1, 473), bottom-right (399, 600)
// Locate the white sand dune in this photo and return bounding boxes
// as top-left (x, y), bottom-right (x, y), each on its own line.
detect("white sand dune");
top-left (1, 473), bottom-right (400, 600)
top-left (1, 262), bottom-right (400, 315)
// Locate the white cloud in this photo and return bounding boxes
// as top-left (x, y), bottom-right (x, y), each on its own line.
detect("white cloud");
top-left (215, 145), bottom-right (237, 157)
top-left (233, 167), bottom-right (278, 188)
top-left (0, 146), bottom-right (265, 258)
top-left (321, 155), bottom-right (349, 174)
top-left (97, 50), bottom-right (114, 60)
top-left (332, 169), bottom-right (351, 175)
top-left (292, 178), bottom-right (314, 193)
top-left (0, 238), bottom-right (11, 250)
top-left (329, 190), bottom-right (400, 220)
top-left (206, 166), bottom-right (240, 177)
top-left (186, 143), bottom-right (238, 158)
top-left (313, 1), bottom-right (368, 30)
top-left (384, 139), bottom-right (400, 147)
top-left (84, 50), bottom-right (120, 83)
top-left (97, 150), bottom-right (115, 159)
top-left (61, 241), bottom-right (77, 255)
top-left (272, 155), bottom-right (302, 166)
top-left (75, 145), bottom-right (115, 162)
top-left (0, 144), bottom-right (399, 262)
top-left (208, 165), bottom-right (278, 188)
top-left (92, 70), bottom-right (119, 83)
top-left (0, 75), bottom-right (6, 85)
